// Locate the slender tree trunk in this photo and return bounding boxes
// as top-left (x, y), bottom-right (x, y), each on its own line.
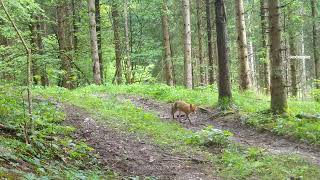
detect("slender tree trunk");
top-left (311, 0), bottom-right (319, 88)
top-left (196, 0), bottom-right (205, 85)
top-left (30, 21), bottom-right (40, 85)
top-left (206, 0), bottom-right (215, 84)
top-left (112, 1), bottom-right (122, 84)
top-left (95, 0), bottom-right (103, 83)
top-left (161, 0), bottom-right (174, 86)
top-left (289, 34), bottom-right (298, 97)
top-left (235, 0), bottom-right (251, 91)
top-left (36, 16), bottom-right (48, 86)
top-left (268, 0), bottom-right (287, 114)
top-left (72, 0), bottom-right (79, 51)
top-left (88, 0), bottom-right (101, 84)
top-left (124, 0), bottom-right (132, 84)
top-left (288, 10), bottom-right (298, 97)
top-left (215, 0), bottom-right (232, 104)
top-left (182, 0), bottom-right (193, 89)
top-left (1, 0), bottom-right (32, 144)
top-left (260, 0), bottom-right (270, 94)
top-left (56, 3), bottom-right (74, 89)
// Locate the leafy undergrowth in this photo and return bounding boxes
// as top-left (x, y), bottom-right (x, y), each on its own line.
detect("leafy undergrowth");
top-left (0, 85), bottom-right (116, 179)
top-left (34, 85), bottom-right (320, 179)
top-left (76, 84), bottom-right (320, 145)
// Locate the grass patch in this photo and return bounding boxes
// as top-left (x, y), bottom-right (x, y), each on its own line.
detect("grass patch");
top-left (75, 84), bottom-right (320, 145)
top-left (34, 85), bottom-right (320, 179)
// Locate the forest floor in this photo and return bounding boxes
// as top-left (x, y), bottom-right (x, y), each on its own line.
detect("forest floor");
top-left (60, 92), bottom-right (320, 179)
top-left (117, 94), bottom-right (320, 166)
top-left (63, 103), bottom-right (218, 179)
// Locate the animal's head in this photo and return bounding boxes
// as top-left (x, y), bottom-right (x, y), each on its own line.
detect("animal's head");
top-left (190, 104), bottom-right (197, 113)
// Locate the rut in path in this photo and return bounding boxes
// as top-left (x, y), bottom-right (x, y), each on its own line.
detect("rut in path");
top-left (63, 104), bottom-right (219, 180)
top-left (117, 95), bottom-right (320, 166)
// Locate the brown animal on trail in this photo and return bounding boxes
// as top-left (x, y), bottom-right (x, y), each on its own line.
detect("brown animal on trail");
top-left (171, 100), bottom-right (196, 124)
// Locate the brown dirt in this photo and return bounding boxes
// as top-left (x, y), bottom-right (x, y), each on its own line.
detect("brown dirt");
top-left (118, 95), bottom-right (320, 166)
top-left (63, 104), bottom-right (219, 180)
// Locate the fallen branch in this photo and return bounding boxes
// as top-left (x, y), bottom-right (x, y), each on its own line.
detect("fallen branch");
top-left (162, 156), bottom-right (210, 163)
top-left (296, 113), bottom-right (320, 120)
top-left (162, 154), bottom-right (210, 163)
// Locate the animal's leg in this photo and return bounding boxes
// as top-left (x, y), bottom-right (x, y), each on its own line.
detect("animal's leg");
top-left (187, 114), bottom-right (192, 125)
top-left (172, 110), bottom-right (175, 119)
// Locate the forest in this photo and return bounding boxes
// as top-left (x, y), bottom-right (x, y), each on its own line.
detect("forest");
top-left (1, 0), bottom-right (320, 179)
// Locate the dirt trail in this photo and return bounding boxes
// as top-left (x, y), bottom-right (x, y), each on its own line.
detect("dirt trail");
top-left (119, 95), bottom-right (320, 166)
top-left (63, 104), bottom-right (218, 180)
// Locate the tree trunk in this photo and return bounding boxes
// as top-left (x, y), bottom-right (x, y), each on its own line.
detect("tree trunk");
top-left (206, 0), bottom-right (215, 85)
top-left (30, 21), bottom-right (40, 85)
top-left (162, 0), bottom-right (174, 86)
top-left (289, 35), bottom-right (298, 97)
top-left (182, 0), bottom-right (193, 89)
top-left (215, 0), bottom-right (232, 104)
top-left (311, 0), bottom-right (319, 88)
top-left (36, 16), bottom-right (48, 86)
top-left (235, 0), bottom-right (251, 91)
top-left (56, 2), bottom-right (74, 89)
top-left (88, 0), bottom-right (101, 85)
top-left (196, 0), bottom-right (205, 86)
top-left (95, 0), bottom-right (103, 83)
top-left (260, 0), bottom-right (270, 94)
top-left (268, 0), bottom-right (287, 114)
top-left (112, 1), bottom-right (122, 84)
top-left (124, 0), bottom-right (132, 84)
top-left (72, 0), bottom-right (79, 51)
top-left (1, 0), bottom-right (32, 144)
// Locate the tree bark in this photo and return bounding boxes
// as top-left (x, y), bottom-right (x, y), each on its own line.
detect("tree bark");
top-left (196, 0), bottom-right (205, 86)
top-left (88, 0), bottom-right (101, 85)
top-left (215, 0), bottom-right (232, 104)
top-left (182, 0), bottom-right (193, 89)
top-left (268, 0), bottom-right (287, 114)
top-left (95, 0), bottom-right (103, 83)
top-left (235, 0), bottom-right (251, 91)
top-left (56, 2), bottom-right (75, 89)
top-left (162, 0), bottom-right (174, 86)
top-left (289, 34), bottom-right (298, 97)
top-left (72, 0), bottom-right (79, 51)
top-left (124, 0), bottom-right (132, 84)
top-left (311, 0), bottom-right (319, 88)
top-left (30, 21), bottom-right (40, 85)
top-left (36, 16), bottom-right (48, 87)
top-left (112, 1), bottom-right (122, 84)
top-left (260, 0), bottom-right (270, 94)
top-left (206, 0), bottom-right (215, 85)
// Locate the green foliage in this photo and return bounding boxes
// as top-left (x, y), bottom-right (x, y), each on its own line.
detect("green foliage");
top-left (185, 126), bottom-right (233, 147)
top-left (0, 85), bottom-right (114, 178)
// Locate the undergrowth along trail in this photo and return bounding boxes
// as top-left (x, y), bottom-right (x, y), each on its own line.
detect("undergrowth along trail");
top-left (34, 85), bottom-right (320, 179)
top-left (116, 94), bottom-right (320, 166)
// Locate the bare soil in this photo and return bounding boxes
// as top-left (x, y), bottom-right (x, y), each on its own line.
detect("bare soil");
top-left (118, 95), bottom-right (320, 166)
top-left (63, 104), bottom-right (219, 180)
